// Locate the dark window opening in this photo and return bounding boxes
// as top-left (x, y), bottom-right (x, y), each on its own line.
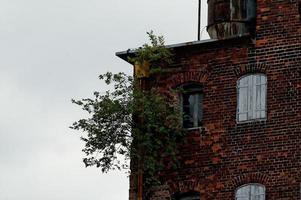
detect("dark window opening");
top-left (181, 84), bottom-right (203, 128)
top-left (172, 191), bottom-right (200, 200)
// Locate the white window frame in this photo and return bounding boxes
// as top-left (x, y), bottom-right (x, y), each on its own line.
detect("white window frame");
top-left (235, 183), bottom-right (266, 200)
top-left (237, 74), bottom-right (267, 122)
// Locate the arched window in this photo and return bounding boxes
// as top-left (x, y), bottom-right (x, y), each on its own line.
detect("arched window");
top-left (181, 84), bottom-right (203, 128)
top-left (237, 74), bottom-right (267, 122)
top-left (236, 184), bottom-right (265, 200)
top-left (172, 191), bottom-right (200, 200)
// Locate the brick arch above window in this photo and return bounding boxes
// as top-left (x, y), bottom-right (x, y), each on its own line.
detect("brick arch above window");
top-left (166, 71), bottom-right (209, 88)
top-left (234, 63), bottom-right (269, 77)
top-left (229, 173), bottom-right (270, 190)
top-left (167, 179), bottom-right (201, 195)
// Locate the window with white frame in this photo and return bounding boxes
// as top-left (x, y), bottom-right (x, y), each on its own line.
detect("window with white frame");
top-left (237, 74), bottom-right (267, 122)
top-left (236, 184), bottom-right (265, 200)
top-left (181, 84), bottom-right (203, 128)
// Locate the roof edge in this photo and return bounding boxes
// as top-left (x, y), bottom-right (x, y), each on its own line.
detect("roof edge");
top-left (115, 34), bottom-right (251, 63)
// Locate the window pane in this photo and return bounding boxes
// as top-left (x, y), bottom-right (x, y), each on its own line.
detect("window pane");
top-left (182, 91), bottom-right (203, 128)
top-left (189, 94), bottom-right (196, 124)
top-left (183, 94), bottom-right (193, 128)
top-left (197, 94), bottom-right (203, 124)
top-left (180, 195), bottom-right (200, 200)
top-left (175, 192), bottom-right (200, 200)
top-left (190, 94), bottom-right (198, 127)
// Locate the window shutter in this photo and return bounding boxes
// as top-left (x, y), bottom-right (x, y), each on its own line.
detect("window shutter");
top-left (236, 185), bottom-right (249, 199)
top-left (260, 76), bottom-right (267, 118)
top-left (237, 74), bottom-right (267, 122)
top-left (249, 75), bottom-right (256, 119)
top-left (254, 75), bottom-right (267, 119)
top-left (238, 76), bottom-right (249, 121)
top-left (251, 184), bottom-right (265, 200)
top-left (254, 75), bottom-right (261, 119)
top-left (236, 184), bottom-right (265, 200)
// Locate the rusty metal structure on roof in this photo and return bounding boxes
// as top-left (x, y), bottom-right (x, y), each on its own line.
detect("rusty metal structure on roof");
top-left (207, 0), bottom-right (256, 39)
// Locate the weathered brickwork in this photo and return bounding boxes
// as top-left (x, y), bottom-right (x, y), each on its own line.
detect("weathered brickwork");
top-left (125, 1), bottom-right (301, 200)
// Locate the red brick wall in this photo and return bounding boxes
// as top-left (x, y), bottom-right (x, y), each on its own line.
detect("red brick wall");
top-left (129, 1), bottom-right (301, 199)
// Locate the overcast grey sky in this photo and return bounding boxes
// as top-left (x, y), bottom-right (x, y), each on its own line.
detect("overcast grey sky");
top-left (0, 1), bottom-right (209, 200)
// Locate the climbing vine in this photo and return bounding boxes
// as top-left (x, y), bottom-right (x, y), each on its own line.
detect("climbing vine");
top-left (71, 32), bottom-right (185, 184)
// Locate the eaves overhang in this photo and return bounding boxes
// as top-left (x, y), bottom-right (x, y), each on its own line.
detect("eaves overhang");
top-left (115, 34), bottom-right (252, 64)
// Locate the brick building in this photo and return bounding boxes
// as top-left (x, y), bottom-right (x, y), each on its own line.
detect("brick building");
top-left (116, 0), bottom-right (301, 199)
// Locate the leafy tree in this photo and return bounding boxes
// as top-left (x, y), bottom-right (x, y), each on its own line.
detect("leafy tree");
top-left (71, 32), bottom-right (185, 184)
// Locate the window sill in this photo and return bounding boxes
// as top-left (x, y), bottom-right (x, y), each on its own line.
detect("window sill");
top-left (185, 126), bottom-right (203, 132)
top-left (236, 118), bottom-right (267, 125)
